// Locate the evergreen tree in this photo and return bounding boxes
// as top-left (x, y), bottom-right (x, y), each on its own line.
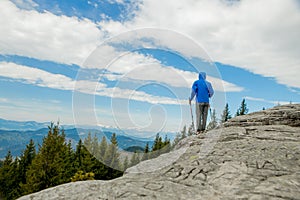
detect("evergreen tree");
top-left (151, 133), bottom-right (161, 152)
top-left (0, 152), bottom-right (13, 197)
top-left (123, 156), bottom-right (129, 171)
top-left (188, 124), bottom-right (194, 136)
top-left (221, 103), bottom-right (232, 123)
top-left (19, 139), bottom-right (36, 185)
top-left (207, 109), bottom-right (218, 130)
top-left (99, 136), bottom-right (108, 161)
top-left (102, 133), bottom-right (123, 179)
top-left (17, 139), bottom-right (37, 197)
top-left (161, 135), bottom-right (171, 154)
top-left (79, 140), bottom-right (108, 180)
top-left (76, 134), bottom-right (121, 180)
top-left (0, 151), bottom-right (20, 199)
top-left (92, 134), bottom-right (100, 158)
top-left (22, 123), bottom-right (73, 194)
top-left (64, 140), bottom-right (76, 181)
top-left (181, 125), bottom-right (187, 139)
top-left (151, 133), bottom-right (164, 158)
top-left (130, 152), bottom-right (140, 167)
top-left (172, 132), bottom-right (181, 147)
top-left (76, 139), bottom-right (95, 173)
top-left (103, 133), bottom-right (120, 170)
top-left (83, 132), bottom-right (93, 152)
top-left (141, 143), bottom-right (149, 161)
top-left (236, 99), bottom-right (249, 116)
top-left (172, 125), bottom-right (187, 148)
top-left (75, 139), bottom-right (84, 169)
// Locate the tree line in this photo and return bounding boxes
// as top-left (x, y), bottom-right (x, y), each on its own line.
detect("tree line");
top-left (0, 123), bottom-right (172, 200)
top-left (207, 98), bottom-right (249, 130)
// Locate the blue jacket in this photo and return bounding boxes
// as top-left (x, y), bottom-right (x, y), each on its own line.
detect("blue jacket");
top-left (190, 72), bottom-right (214, 103)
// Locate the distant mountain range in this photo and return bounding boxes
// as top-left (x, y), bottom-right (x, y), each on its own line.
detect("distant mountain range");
top-left (0, 118), bottom-right (53, 131)
top-left (0, 118), bottom-right (178, 159)
top-left (0, 127), bottom-right (155, 159)
top-left (0, 118), bottom-right (176, 140)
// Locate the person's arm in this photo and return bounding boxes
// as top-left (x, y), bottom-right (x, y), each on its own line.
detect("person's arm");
top-left (207, 82), bottom-right (214, 98)
top-left (189, 82), bottom-right (197, 104)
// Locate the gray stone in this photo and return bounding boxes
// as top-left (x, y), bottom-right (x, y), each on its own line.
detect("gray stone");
top-left (18, 104), bottom-right (300, 200)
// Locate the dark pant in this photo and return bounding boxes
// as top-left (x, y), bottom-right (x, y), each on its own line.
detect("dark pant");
top-left (196, 102), bottom-right (209, 131)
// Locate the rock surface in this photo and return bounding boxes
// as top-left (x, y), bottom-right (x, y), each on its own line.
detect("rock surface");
top-left (18, 104), bottom-right (300, 200)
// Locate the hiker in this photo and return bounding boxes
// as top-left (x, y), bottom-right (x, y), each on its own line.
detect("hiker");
top-left (189, 72), bottom-right (214, 134)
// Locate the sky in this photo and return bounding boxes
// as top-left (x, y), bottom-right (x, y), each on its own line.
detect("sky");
top-left (0, 0), bottom-right (299, 135)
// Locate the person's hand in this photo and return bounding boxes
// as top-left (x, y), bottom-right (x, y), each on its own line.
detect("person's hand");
top-left (189, 98), bottom-right (191, 105)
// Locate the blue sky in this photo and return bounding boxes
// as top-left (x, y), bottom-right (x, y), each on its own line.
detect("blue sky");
top-left (0, 0), bottom-right (299, 135)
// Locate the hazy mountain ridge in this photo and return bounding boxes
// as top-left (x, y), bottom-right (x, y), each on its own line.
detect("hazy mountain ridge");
top-left (0, 118), bottom-right (51, 131)
top-left (0, 118), bottom-right (176, 140)
top-left (0, 127), bottom-right (154, 159)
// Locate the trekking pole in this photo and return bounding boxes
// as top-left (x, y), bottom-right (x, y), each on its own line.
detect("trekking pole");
top-left (189, 99), bottom-right (196, 133)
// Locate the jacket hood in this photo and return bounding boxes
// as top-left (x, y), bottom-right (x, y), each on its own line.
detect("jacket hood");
top-left (198, 72), bottom-right (206, 80)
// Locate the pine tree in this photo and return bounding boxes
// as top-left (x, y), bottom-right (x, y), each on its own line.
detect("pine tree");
top-left (17, 139), bottom-right (37, 197)
top-left (63, 140), bottom-right (76, 182)
top-left (161, 135), bottom-right (171, 154)
top-left (22, 123), bottom-right (73, 194)
top-left (151, 133), bottom-right (165, 158)
top-left (141, 143), bottom-right (149, 161)
top-left (99, 136), bottom-right (108, 161)
top-left (172, 132), bottom-right (181, 147)
top-left (151, 133), bottom-right (161, 152)
top-left (123, 156), bottom-right (129, 171)
top-left (19, 139), bottom-right (36, 185)
top-left (76, 134), bottom-right (122, 180)
top-left (83, 132), bottom-right (93, 153)
top-left (188, 124), bottom-right (194, 136)
top-left (0, 151), bottom-right (13, 197)
top-left (77, 140), bottom-right (95, 173)
top-left (221, 103), bottom-right (232, 123)
top-left (207, 109), bottom-right (218, 130)
top-left (130, 152), bottom-right (140, 167)
top-left (75, 139), bottom-right (84, 169)
top-left (103, 133), bottom-right (120, 170)
top-left (91, 134), bottom-right (100, 160)
top-left (181, 125), bottom-right (187, 139)
top-left (236, 99), bottom-right (249, 116)
top-left (0, 151), bottom-right (20, 199)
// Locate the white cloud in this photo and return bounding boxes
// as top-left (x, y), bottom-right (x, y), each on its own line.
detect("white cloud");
top-left (0, 62), bottom-right (107, 93)
top-left (0, 62), bottom-right (187, 105)
top-left (244, 96), bottom-right (295, 105)
top-left (99, 0), bottom-right (300, 88)
top-left (0, 0), bottom-right (248, 94)
top-left (85, 50), bottom-right (243, 92)
top-left (0, 0), bottom-right (102, 65)
top-left (0, 62), bottom-right (76, 90)
top-left (117, 63), bottom-right (243, 92)
top-left (1, 0), bottom-right (299, 89)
